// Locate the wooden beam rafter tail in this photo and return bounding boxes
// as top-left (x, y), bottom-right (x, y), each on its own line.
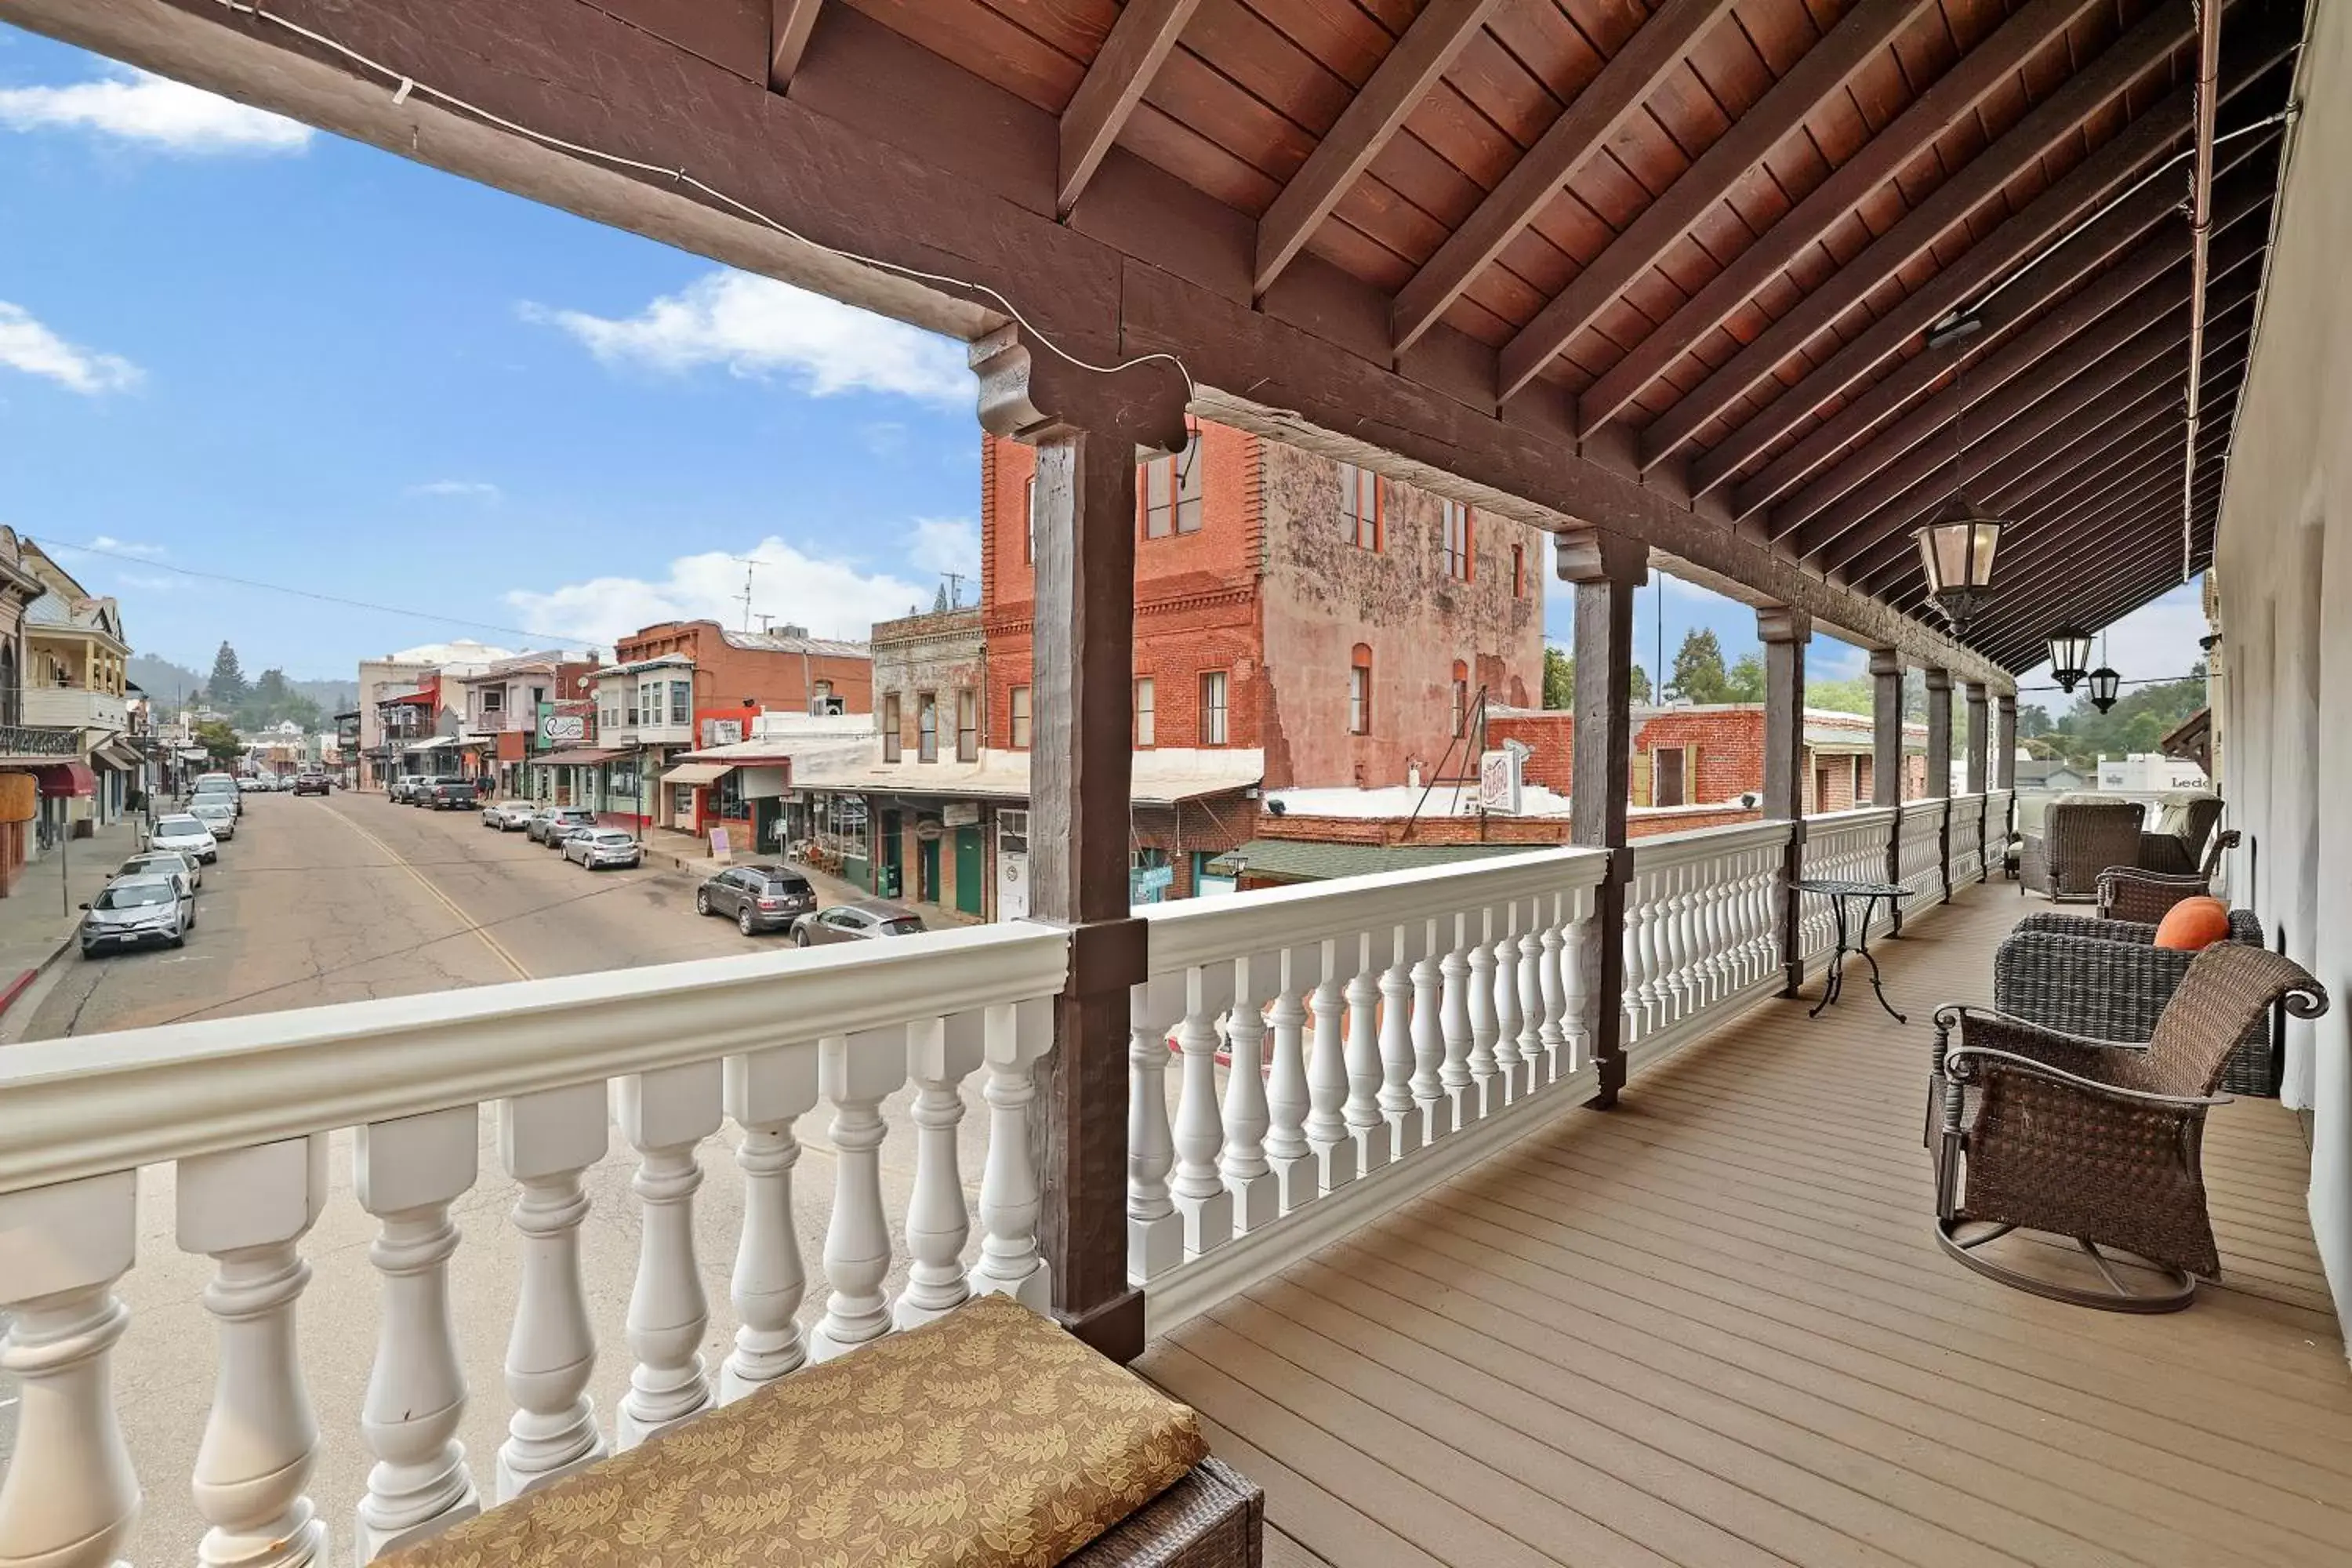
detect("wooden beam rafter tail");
top-left (768, 0), bottom-right (823, 92)
top-left (1253, 0), bottom-right (1504, 296)
top-left (1056, 0), bottom-right (1201, 217)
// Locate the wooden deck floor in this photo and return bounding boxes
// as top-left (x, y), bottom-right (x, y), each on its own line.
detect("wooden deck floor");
top-left (1138, 886), bottom-right (2352, 1568)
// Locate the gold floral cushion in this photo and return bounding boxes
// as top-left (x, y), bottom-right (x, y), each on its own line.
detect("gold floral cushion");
top-left (383, 1292), bottom-right (1207, 1568)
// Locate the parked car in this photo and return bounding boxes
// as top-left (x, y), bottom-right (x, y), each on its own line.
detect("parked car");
top-left (119, 848), bottom-right (201, 893)
top-left (79, 874), bottom-right (192, 956)
top-left (696, 864), bottom-right (818, 935)
top-left (148, 813), bottom-right (219, 865)
top-left (236, 775), bottom-right (266, 793)
top-left (529, 806), bottom-right (597, 845)
top-left (293, 772), bottom-right (330, 796)
top-left (482, 799), bottom-right (536, 829)
top-left (191, 782), bottom-right (243, 818)
top-left (389, 775), bottom-right (431, 804)
top-left (420, 779), bottom-right (480, 811)
top-left (564, 828), bottom-right (644, 870)
top-left (550, 822), bottom-right (599, 855)
top-left (789, 902), bottom-right (927, 947)
top-left (190, 800), bottom-right (238, 842)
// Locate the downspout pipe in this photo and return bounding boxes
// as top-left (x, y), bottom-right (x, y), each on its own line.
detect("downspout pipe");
top-left (2182, 0), bottom-right (2222, 582)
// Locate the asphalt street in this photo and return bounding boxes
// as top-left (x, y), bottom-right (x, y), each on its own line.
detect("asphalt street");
top-left (21, 786), bottom-right (778, 1039)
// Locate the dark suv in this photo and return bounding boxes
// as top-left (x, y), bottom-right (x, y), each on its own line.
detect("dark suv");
top-left (421, 779), bottom-right (480, 810)
top-left (695, 864), bottom-right (818, 934)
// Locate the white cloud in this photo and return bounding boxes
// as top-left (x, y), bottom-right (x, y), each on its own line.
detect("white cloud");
top-left (2015, 579), bottom-right (2208, 695)
top-left (905, 516), bottom-right (978, 579)
top-left (0, 302), bottom-right (142, 394)
top-left (0, 68), bottom-right (312, 153)
top-left (409, 480), bottom-right (503, 501)
top-left (506, 536), bottom-right (929, 648)
top-left (525, 270), bottom-right (972, 405)
top-left (89, 534), bottom-right (165, 559)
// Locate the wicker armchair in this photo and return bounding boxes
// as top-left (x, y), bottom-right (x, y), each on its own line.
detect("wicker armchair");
top-left (2096, 828), bottom-right (2239, 922)
top-left (1993, 907), bottom-right (2275, 1095)
top-left (2017, 797), bottom-right (2144, 901)
top-left (2134, 790), bottom-right (2223, 877)
top-left (1930, 942), bottom-right (2326, 1310)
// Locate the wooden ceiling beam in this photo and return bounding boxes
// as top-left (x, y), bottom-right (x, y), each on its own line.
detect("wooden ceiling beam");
top-left (1676, 25), bottom-right (2296, 491)
top-left (1660, 5), bottom-right (2199, 481)
top-left (768, 0), bottom-right (823, 90)
top-left (1965, 492), bottom-right (2224, 665)
top-left (1571, 0), bottom-right (2108, 437)
top-left (1476, 0), bottom-right (1918, 385)
top-left (1393, 0), bottom-right (1740, 361)
top-left (1056, 0), bottom-right (1201, 218)
top-left (1731, 147), bottom-right (2276, 524)
top-left (1976, 528), bottom-right (2217, 669)
top-left (1253, 0), bottom-right (1505, 296)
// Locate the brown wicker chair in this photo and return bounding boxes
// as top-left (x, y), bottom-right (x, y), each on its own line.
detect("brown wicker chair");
top-left (2096, 828), bottom-right (2239, 923)
top-left (1929, 942), bottom-right (2326, 1311)
top-left (2132, 790), bottom-right (2223, 877)
top-left (2017, 796), bottom-right (2144, 902)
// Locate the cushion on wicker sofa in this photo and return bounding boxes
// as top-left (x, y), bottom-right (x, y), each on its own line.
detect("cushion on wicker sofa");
top-left (2154, 897), bottom-right (2231, 950)
top-left (380, 1292), bottom-right (1208, 1568)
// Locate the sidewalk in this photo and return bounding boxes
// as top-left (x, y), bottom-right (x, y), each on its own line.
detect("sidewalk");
top-left (635, 825), bottom-right (984, 929)
top-left (0, 816), bottom-right (147, 1014)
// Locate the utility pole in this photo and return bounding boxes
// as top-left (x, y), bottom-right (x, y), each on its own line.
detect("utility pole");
top-left (941, 571), bottom-right (968, 609)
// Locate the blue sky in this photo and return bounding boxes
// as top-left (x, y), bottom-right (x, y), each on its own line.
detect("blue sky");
top-left (0, 24), bottom-right (2204, 696)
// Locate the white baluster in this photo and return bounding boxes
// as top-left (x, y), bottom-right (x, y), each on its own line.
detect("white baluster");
top-left (1537, 895), bottom-right (1566, 1085)
top-left (1625, 873), bottom-right (1657, 1040)
top-left (614, 1063), bottom-right (720, 1443)
top-left (1562, 894), bottom-right (1592, 1075)
top-left (899, 1012), bottom-right (986, 1326)
top-left (177, 1137), bottom-right (331, 1568)
top-left (1170, 965), bottom-right (1236, 1255)
top-left (1409, 918), bottom-right (1450, 1143)
top-left (808, 1029), bottom-right (906, 1362)
top-left (1660, 866), bottom-right (1690, 1024)
top-left (354, 1107), bottom-right (482, 1557)
top-left (1126, 980), bottom-right (1181, 1279)
top-left (1701, 860), bottom-right (1730, 1001)
top-left (1515, 902), bottom-right (1545, 1097)
top-left (0, 1172), bottom-right (140, 1568)
top-left (1466, 907), bottom-right (1501, 1117)
top-left (723, 1044), bottom-right (819, 1399)
top-left (1264, 945), bottom-right (1316, 1214)
top-left (971, 998), bottom-right (1054, 1308)
top-left (495, 1083), bottom-right (608, 1495)
top-left (1490, 903), bottom-right (1523, 1102)
top-left (1343, 927), bottom-right (1392, 1174)
top-left (1378, 923), bottom-right (1424, 1161)
top-left (1218, 954), bottom-right (1279, 1234)
top-left (1438, 911), bottom-right (1475, 1128)
top-left (1305, 937), bottom-right (1359, 1195)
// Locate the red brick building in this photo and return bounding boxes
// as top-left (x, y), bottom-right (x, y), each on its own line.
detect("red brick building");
top-left (613, 620), bottom-right (872, 717)
top-left (1487, 705), bottom-right (1930, 814)
top-left (982, 420), bottom-right (1545, 791)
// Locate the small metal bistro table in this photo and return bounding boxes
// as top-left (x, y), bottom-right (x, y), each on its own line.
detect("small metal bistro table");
top-left (1794, 878), bottom-right (1909, 1022)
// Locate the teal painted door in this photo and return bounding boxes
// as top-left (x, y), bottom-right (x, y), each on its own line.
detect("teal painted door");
top-left (953, 826), bottom-right (983, 916)
top-left (918, 834), bottom-right (941, 903)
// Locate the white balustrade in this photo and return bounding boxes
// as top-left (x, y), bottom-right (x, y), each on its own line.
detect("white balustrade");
top-left (1623, 823), bottom-right (1796, 1050)
top-left (612, 1065), bottom-right (720, 1445)
top-left (898, 1014), bottom-right (986, 1327)
top-left (1897, 800), bottom-right (1945, 908)
top-left (496, 1083), bottom-right (608, 1495)
top-left (1304, 938), bottom-right (1359, 1195)
top-left (1263, 946), bottom-right (1316, 1214)
top-left (1376, 927), bottom-right (1423, 1161)
top-left (970, 999), bottom-right (1054, 1307)
top-left (0, 1172), bottom-right (140, 1568)
top-left (721, 1044), bottom-right (817, 1399)
top-left (1407, 920), bottom-right (1447, 1144)
top-left (1342, 929), bottom-right (1392, 1171)
top-left (1490, 904), bottom-right (1524, 1101)
top-left (1437, 913), bottom-right (1474, 1132)
top-left (1218, 956), bottom-right (1279, 1234)
top-left (1167, 968), bottom-right (1236, 1257)
top-left (807, 1029), bottom-right (905, 1363)
top-left (353, 1107), bottom-right (482, 1557)
top-left (1126, 983), bottom-right (1181, 1280)
top-left (1798, 808), bottom-right (1898, 961)
top-left (1465, 909), bottom-right (1501, 1117)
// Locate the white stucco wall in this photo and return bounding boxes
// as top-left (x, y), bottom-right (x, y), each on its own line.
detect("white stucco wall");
top-left (2212, 0), bottom-right (2352, 1339)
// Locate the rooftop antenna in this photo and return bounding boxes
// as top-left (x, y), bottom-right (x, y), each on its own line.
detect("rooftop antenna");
top-left (754, 613), bottom-right (777, 633)
top-left (732, 557), bottom-right (760, 632)
top-left (941, 570), bottom-right (968, 609)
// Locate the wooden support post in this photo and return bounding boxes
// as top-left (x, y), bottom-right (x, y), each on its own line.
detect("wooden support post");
top-left (1870, 648), bottom-right (1904, 900)
top-left (1757, 607), bottom-right (1809, 997)
top-left (1559, 527), bottom-right (1646, 1108)
top-left (1924, 667), bottom-right (1953, 902)
top-left (1995, 691), bottom-right (2018, 864)
top-left (971, 326), bottom-right (1187, 1365)
top-left (1965, 681), bottom-right (1990, 887)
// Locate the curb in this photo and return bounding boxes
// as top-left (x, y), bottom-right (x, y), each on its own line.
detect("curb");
top-left (0, 927), bottom-right (82, 1037)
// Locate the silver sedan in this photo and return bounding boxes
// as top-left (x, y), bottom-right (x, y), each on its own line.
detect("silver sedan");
top-left (563, 828), bottom-right (644, 869)
top-left (789, 902), bottom-right (927, 947)
top-left (481, 799), bottom-right (539, 830)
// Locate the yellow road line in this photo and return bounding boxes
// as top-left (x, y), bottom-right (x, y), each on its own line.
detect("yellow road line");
top-left (321, 802), bottom-right (532, 981)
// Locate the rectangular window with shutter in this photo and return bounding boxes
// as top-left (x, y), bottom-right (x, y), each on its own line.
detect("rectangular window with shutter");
top-left (1134, 677), bottom-right (1156, 747)
top-left (1199, 670), bottom-right (1228, 746)
top-left (1337, 461), bottom-right (1381, 550)
top-left (1441, 501), bottom-right (1471, 580)
top-left (882, 693), bottom-right (902, 763)
top-left (956, 688), bottom-right (978, 762)
top-left (1653, 746), bottom-right (1687, 808)
top-left (1009, 686), bottom-right (1032, 750)
top-left (916, 691), bottom-right (938, 762)
top-left (1140, 423), bottom-right (1203, 538)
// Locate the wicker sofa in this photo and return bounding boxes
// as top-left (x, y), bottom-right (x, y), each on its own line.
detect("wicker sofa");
top-left (1992, 908), bottom-right (2277, 1094)
top-left (2018, 796), bottom-right (2145, 901)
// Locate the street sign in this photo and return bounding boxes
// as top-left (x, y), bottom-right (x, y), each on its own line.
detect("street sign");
top-left (1479, 747), bottom-right (1524, 815)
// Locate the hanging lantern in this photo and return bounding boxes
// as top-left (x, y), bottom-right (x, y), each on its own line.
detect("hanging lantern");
top-left (2045, 629), bottom-right (2093, 693)
top-left (2087, 664), bottom-right (2122, 713)
top-left (1914, 494), bottom-right (2002, 636)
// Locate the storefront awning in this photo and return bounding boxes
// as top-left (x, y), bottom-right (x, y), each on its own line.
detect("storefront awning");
top-left (402, 736), bottom-right (459, 752)
top-left (659, 762), bottom-right (733, 787)
top-left (37, 762), bottom-right (96, 797)
top-left (539, 748), bottom-right (622, 767)
top-left (93, 739), bottom-right (143, 769)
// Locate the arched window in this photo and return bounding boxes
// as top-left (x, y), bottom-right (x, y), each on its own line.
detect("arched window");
top-left (1349, 644), bottom-right (1373, 735)
top-left (1451, 660), bottom-right (1470, 738)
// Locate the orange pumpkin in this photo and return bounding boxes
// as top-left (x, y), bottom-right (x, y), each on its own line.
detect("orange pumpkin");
top-left (2153, 896), bottom-right (2233, 951)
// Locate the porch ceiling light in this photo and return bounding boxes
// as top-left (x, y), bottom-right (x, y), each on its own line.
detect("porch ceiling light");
top-left (2087, 664), bottom-right (2122, 713)
top-left (1914, 494), bottom-right (2002, 637)
top-left (2046, 629), bottom-right (2094, 693)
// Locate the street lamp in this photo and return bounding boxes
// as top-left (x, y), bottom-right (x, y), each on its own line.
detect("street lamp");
top-left (1914, 495), bottom-right (2002, 636)
top-left (2045, 629), bottom-right (2093, 693)
top-left (2087, 663), bottom-right (2122, 713)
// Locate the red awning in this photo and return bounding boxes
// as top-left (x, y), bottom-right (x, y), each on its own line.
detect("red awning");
top-left (38, 762), bottom-right (96, 797)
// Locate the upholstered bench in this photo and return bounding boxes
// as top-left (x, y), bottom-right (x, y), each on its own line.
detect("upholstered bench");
top-left (382, 1292), bottom-right (1261, 1567)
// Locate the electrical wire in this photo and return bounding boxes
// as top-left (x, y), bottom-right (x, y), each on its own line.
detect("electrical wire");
top-left (210, 0), bottom-right (1196, 405)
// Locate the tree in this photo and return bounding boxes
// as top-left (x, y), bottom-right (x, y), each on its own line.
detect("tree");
top-left (1667, 628), bottom-right (1730, 703)
top-left (1542, 647), bottom-right (1573, 710)
top-left (2016, 703), bottom-right (2054, 739)
top-left (194, 717), bottom-right (241, 764)
top-left (1628, 663), bottom-right (1653, 705)
top-left (1723, 652), bottom-right (1767, 703)
top-left (207, 642), bottom-right (248, 709)
top-left (1806, 675), bottom-right (1874, 716)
